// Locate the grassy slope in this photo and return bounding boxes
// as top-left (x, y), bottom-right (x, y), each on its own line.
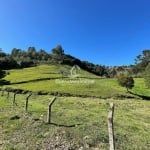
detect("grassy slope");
top-left (0, 94), bottom-right (150, 149)
top-left (132, 78), bottom-right (150, 96)
top-left (3, 64), bottom-right (141, 97)
top-left (4, 64), bottom-right (99, 83)
top-left (0, 64), bottom-right (150, 149)
top-left (3, 64), bottom-right (150, 97)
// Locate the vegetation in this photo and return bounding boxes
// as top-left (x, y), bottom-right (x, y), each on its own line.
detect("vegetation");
top-left (0, 70), bottom-right (8, 85)
top-left (0, 94), bottom-right (150, 150)
top-left (2, 64), bottom-right (137, 98)
top-left (0, 70), bottom-right (5, 79)
top-left (133, 50), bottom-right (150, 75)
top-left (0, 45), bottom-right (141, 77)
top-left (117, 73), bottom-right (134, 92)
top-left (0, 46), bottom-right (150, 149)
top-left (144, 63), bottom-right (150, 88)
top-left (0, 46), bottom-right (106, 76)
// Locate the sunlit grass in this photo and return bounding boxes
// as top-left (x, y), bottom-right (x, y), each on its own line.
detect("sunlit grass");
top-left (132, 78), bottom-right (150, 96)
top-left (2, 64), bottom-right (150, 98)
top-left (1, 64), bottom-right (150, 149)
top-left (4, 64), bottom-right (99, 84)
top-left (0, 94), bottom-right (150, 149)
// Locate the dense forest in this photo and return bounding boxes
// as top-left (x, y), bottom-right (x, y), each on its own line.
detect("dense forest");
top-left (0, 45), bottom-right (150, 79)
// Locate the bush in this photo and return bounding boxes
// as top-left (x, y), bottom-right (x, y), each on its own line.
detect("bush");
top-left (117, 73), bottom-right (134, 92)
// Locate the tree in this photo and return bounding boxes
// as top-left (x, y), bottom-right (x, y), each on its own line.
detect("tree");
top-left (135, 50), bottom-right (150, 64)
top-left (0, 70), bottom-right (5, 79)
top-left (0, 70), bottom-right (9, 85)
top-left (27, 47), bottom-right (37, 60)
top-left (0, 56), bottom-right (18, 69)
top-left (51, 45), bottom-right (64, 64)
top-left (134, 50), bottom-right (150, 73)
top-left (117, 73), bottom-right (134, 92)
top-left (0, 49), bottom-right (6, 57)
top-left (107, 67), bottom-right (117, 78)
top-left (144, 63), bottom-right (150, 88)
top-left (38, 49), bottom-right (49, 61)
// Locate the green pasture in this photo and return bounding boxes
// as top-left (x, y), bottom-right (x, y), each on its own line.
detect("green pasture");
top-left (0, 64), bottom-right (150, 149)
top-left (4, 64), bottom-right (99, 84)
top-left (0, 94), bottom-right (150, 149)
top-left (3, 64), bottom-right (150, 97)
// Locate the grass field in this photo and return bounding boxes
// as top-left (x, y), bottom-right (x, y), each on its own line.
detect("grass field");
top-left (0, 64), bottom-right (150, 149)
top-left (3, 64), bottom-right (150, 97)
top-left (0, 94), bottom-right (150, 150)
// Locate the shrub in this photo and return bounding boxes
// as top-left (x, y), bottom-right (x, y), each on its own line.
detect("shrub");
top-left (117, 73), bottom-right (134, 92)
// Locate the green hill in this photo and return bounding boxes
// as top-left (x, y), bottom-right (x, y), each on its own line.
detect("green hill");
top-left (2, 64), bottom-right (130, 98)
top-left (0, 64), bottom-right (150, 149)
top-left (2, 64), bottom-right (150, 98)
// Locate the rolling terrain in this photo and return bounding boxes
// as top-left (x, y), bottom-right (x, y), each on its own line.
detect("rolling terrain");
top-left (3, 64), bottom-right (150, 98)
top-left (0, 64), bottom-right (150, 150)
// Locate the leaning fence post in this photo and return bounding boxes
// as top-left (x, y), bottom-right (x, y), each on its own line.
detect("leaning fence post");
top-left (47, 96), bottom-right (57, 124)
top-left (108, 103), bottom-right (115, 150)
top-left (25, 92), bottom-right (32, 112)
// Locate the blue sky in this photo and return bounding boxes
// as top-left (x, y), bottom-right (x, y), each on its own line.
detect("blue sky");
top-left (0, 0), bottom-right (150, 66)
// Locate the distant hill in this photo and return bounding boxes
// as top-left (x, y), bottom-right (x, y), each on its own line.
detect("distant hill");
top-left (2, 64), bottom-right (149, 98)
top-left (0, 45), bottom-right (132, 78)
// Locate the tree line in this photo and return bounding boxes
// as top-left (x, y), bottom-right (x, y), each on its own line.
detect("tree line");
top-left (0, 45), bottom-right (150, 87)
top-left (0, 45), bottom-right (132, 76)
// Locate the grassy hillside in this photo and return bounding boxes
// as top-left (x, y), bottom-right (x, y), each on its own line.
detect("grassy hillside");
top-left (132, 78), bottom-right (150, 96)
top-left (3, 64), bottom-right (146, 98)
top-left (4, 64), bottom-right (99, 83)
top-left (2, 64), bottom-right (150, 98)
top-left (0, 64), bottom-right (150, 149)
top-left (0, 94), bottom-right (150, 150)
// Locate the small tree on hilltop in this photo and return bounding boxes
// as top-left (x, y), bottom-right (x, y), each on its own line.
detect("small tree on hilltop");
top-left (117, 73), bottom-right (134, 92)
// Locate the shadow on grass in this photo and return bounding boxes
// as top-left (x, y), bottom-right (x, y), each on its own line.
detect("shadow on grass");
top-left (129, 91), bottom-right (150, 100)
top-left (9, 76), bottom-right (103, 85)
top-left (0, 79), bottom-right (10, 85)
top-left (47, 122), bottom-right (82, 128)
top-left (10, 77), bottom-right (66, 85)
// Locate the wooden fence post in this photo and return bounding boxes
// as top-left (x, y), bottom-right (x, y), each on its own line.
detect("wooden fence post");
top-left (13, 92), bottom-right (17, 106)
top-left (47, 97), bottom-right (57, 124)
top-left (25, 93), bottom-right (32, 112)
top-left (108, 103), bottom-right (115, 150)
top-left (7, 91), bottom-right (10, 99)
top-left (1, 90), bottom-right (4, 96)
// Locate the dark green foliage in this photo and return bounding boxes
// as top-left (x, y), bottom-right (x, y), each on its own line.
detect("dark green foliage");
top-left (0, 45), bottom-right (135, 77)
top-left (0, 70), bottom-right (6, 79)
top-left (0, 70), bottom-right (10, 85)
top-left (0, 45), bottom-right (128, 77)
top-left (133, 50), bottom-right (150, 74)
top-left (11, 47), bottom-right (51, 67)
top-left (50, 45), bottom-right (106, 76)
top-left (117, 73), bottom-right (134, 91)
top-left (0, 49), bottom-right (6, 57)
top-left (38, 49), bottom-right (50, 61)
top-left (19, 60), bottom-right (34, 68)
top-left (51, 45), bottom-right (64, 64)
top-left (144, 63), bottom-right (150, 88)
top-left (0, 57), bottom-right (18, 69)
